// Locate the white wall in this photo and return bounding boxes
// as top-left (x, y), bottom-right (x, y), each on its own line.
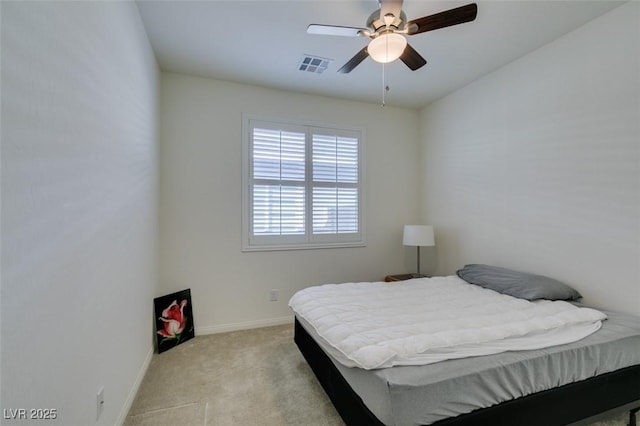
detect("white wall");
top-left (419, 2), bottom-right (639, 315)
top-left (159, 73), bottom-right (420, 333)
top-left (1, 2), bottom-right (159, 424)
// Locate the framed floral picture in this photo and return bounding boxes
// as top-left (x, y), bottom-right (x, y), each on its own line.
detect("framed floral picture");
top-left (154, 289), bottom-right (195, 353)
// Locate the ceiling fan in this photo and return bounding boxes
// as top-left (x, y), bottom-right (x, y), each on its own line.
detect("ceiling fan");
top-left (307, 0), bottom-right (478, 73)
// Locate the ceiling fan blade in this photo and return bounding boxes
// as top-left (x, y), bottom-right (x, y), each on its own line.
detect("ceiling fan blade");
top-left (307, 24), bottom-right (368, 37)
top-left (380, 0), bottom-right (403, 20)
top-left (399, 44), bottom-right (427, 71)
top-left (407, 3), bottom-right (477, 35)
top-left (338, 47), bottom-right (369, 74)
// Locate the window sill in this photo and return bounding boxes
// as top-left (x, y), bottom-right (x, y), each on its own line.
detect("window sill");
top-left (242, 241), bottom-right (366, 252)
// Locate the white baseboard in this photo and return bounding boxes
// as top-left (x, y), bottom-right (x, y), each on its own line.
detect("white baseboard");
top-left (196, 315), bottom-right (294, 335)
top-left (116, 345), bottom-right (154, 426)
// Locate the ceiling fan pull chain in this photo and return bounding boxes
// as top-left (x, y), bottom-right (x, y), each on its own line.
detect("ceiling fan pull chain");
top-left (382, 62), bottom-right (386, 107)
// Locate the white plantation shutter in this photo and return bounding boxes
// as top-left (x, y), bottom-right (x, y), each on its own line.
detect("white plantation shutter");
top-left (312, 132), bottom-right (359, 236)
top-left (252, 185), bottom-right (305, 236)
top-left (312, 187), bottom-right (358, 234)
top-left (249, 123), bottom-right (307, 244)
top-left (243, 116), bottom-right (364, 250)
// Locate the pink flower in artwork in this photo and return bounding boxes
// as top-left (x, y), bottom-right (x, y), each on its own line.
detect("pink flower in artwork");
top-left (157, 299), bottom-right (188, 339)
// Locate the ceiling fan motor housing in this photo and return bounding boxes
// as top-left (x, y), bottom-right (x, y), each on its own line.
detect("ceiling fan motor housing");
top-left (366, 10), bottom-right (407, 34)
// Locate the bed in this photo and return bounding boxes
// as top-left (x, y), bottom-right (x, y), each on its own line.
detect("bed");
top-left (289, 266), bottom-right (640, 426)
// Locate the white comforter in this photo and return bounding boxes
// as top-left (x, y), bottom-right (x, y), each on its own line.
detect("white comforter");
top-left (289, 276), bottom-right (606, 370)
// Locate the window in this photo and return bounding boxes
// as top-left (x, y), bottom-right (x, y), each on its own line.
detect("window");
top-left (242, 115), bottom-right (364, 251)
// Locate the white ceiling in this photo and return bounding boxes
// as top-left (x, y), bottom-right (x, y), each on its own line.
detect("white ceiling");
top-left (136, 0), bottom-right (624, 109)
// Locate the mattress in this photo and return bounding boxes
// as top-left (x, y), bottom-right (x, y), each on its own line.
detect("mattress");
top-left (289, 276), bottom-right (606, 369)
top-left (297, 307), bottom-right (640, 425)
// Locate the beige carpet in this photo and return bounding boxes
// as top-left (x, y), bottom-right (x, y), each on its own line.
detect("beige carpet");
top-left (124, 324), bottom-right (629, 426)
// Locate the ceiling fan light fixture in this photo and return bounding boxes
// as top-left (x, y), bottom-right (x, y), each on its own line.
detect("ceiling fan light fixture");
top-left (368, 33), bottom-right (407, 64)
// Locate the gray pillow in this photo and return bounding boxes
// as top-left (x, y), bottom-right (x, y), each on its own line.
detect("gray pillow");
top-left (456, 264), bottom-right (582, 301)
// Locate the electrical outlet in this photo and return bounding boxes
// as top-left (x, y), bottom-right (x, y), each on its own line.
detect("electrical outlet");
top-left (270, 289), bottom-right (279, 302)
top-left (96, 386), bottom-right (104, 420)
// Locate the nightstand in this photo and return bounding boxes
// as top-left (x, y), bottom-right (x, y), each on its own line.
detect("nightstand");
top-left (384, 273), bottom-right (429, 282)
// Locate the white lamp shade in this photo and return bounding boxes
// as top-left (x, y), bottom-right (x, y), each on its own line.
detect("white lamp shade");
top-left (403, 225), bottom-right (435, 247)
top-left (368, 33), bottom-right (407, 64)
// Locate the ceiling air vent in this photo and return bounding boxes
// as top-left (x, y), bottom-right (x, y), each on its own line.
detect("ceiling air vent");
top-left (298, 55), bottom-right (332, 74)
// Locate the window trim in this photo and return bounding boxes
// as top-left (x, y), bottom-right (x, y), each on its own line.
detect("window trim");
top-left (241, 113), bottom-right (366, 252)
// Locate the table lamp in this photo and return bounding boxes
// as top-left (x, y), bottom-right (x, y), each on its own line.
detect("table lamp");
top-left (403, 225), bottom-right (435, 276)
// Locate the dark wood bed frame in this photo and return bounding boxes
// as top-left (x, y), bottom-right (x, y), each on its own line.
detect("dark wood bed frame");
top-left (295, 318), bottom-right (640, 426)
